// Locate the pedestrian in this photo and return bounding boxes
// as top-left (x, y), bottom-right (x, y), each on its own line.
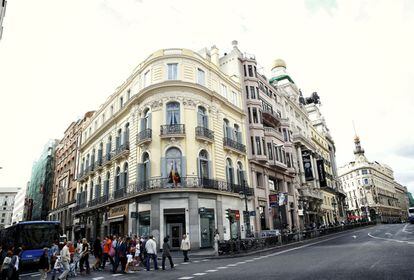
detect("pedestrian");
top-left (79, 238), bottom-right (90, 275)
top-left (38, 248), bottom-right (50, 280)
top-left (9, 247), bottom-right (21, 280)
top-left (214, 229), bottom-right (219, 256)
top-left (101, 236), bottom-right (114, 270)
top-left (0, 245), bottom-right (7, 269)
top-left (144, 235), bottom-right (158, 271)
top-left (92, 237), bottom-right (102, 271)
top-left (133, 240), bottom-right (142, 270)
top-left (1, 250), bottom-right (13, 280)
top-left (180, 234), bottom-right (190, 262)
top-left (50, 240), bottom-right (60, 280)
top-left (58, 241), bottom-right (71, 280)
top-left (161, 237), bottom-right (174, 270)
top-left (118, 237), bottom-right (127, 273)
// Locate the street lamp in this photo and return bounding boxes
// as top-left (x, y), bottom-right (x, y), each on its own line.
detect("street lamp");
top-left (239, 179), bottom-right (252, 237)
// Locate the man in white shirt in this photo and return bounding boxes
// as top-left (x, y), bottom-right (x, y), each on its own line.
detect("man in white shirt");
top-left (144, 235), bottom-right (158, 271)
top-left (58, 241), bottom-right (71, 280)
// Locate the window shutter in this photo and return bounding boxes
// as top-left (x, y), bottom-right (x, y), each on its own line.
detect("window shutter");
top-left (123, 131), bottom-right (129, 145)
top-left (161, 157), bottom-right (167, 178)
top-left (116, 137), bottom-right (120, 150)
top-left (120, 173), bottom-right (125, 190)
top-left (98, 149), bottom-right (102, 161)
top-left (197, 112), bottom-right (202, 127)
top-left (146, 161), bottom-right (151, 181)
top-left (237, 131), bottom-right (242, 143)
top-left (104, 181), bottom-right (109, 196)
top-left (137, 163), bottom-right (144, 184)
top-left (197, 157), bottom-right (201, 178)
top-left (106, 142), bottom-right (110, 156)
top-left (140, 118), bottom-right (144, 132)
top-left (229, 167), bottom-right (234, 185)
top-left (181, 156), bottom-right (186, 178)
top-left (208, 160), bottom-right (212, 179)
top-left (148, 113), bottom-right (152, 129)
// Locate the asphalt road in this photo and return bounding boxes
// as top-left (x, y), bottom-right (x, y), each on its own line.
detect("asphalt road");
top-left (21, 223), bottom-right (414, 280)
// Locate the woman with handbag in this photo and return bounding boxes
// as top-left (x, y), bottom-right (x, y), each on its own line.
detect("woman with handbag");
top-left (79, 238), bottom-right (90, 275)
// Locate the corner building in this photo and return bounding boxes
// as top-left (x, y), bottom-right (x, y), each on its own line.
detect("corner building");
top-left (74, 48), bottom-right (254, 249)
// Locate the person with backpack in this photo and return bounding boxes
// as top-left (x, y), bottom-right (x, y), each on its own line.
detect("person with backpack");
top-left (161, 237), bottom-right (174, 270)
top-left (38, 248), bottom-right (50, 280)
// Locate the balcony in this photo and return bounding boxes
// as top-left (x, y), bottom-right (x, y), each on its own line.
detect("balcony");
top-left (95, 158), bottom-right (103, 170)
top-left (292, 131), bottom-right (315, 150)
top-left (160, 124), bottom-right (185, 138)
top-left (137, 129), bottom-right (152, 145)
top-left (195, 126), bottom-right (214, 142)
top-left (112, 142), bottom-right (130, 161)
top-left (88, 194), bottom-right (108, 207)
top-left (300, 187), bottom-right (323, 201)
top-left (264, 127), bottom-right (284, 142)
top-left (269, 159), bottom-right (288, 170)
top-left (103, 153), bottom-right (112, 166)
top-left (261, 106), bottom-right (281, 127)
top-left (114, 188), bottom-right (126, 199)
top-left (77, 170), bottom-right (89, 182)
top-left (223, 137), bottom-right (246, 154)
top-left (87, 163), bottom-right (95, 175)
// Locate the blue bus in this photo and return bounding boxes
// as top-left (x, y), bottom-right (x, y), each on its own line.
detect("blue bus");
top-left (0, 221), bottom-right (61, 271)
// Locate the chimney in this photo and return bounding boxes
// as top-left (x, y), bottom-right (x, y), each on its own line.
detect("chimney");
top-left (211, 45), bottom-right (219, 67)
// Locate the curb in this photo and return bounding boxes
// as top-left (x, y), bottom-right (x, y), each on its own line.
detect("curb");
top-left (206, 224), bottom-right (376, 259)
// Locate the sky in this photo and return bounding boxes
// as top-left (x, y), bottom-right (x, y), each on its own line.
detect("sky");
top-left (0, 0), bottom-right (413, 193)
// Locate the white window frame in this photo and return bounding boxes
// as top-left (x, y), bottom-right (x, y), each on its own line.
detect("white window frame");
top-left (197, 68), bottom-right (205, 85)
top-left (144, 70), bottom-right (151, 87)
top-left (167, 63), bottom-right (178, 80)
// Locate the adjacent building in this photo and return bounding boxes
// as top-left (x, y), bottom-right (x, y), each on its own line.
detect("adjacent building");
top-left (24, 140), bottom-right (59, 221)
top-left (0, 187), bottom-right (18, 228)
top-left (73, 47), bottom-right (253, 248)
top-left (339, 136), bottom-right (405, 222)
top-left (0, 0), bottom-right (6, 40)
top-left (48, 116), bottom-right (90, 241)
top-left (11, 184), bottom-right (27, 224)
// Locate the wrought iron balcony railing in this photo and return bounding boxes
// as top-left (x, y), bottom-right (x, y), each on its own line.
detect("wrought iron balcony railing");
top-left (137, 129), bottom-right (152, 144)
top-left (160, 124), bottom-right (185, 137)
top-left (195, 126), bottom-right (214, 141)
top-left (223, 137), bottom-right (246, 153)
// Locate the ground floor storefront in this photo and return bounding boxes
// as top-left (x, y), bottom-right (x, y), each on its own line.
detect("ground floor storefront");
top-left (73, 191), bottom-right (254, 249)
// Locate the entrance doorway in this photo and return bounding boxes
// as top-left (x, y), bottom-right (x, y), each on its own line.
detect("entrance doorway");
top-left (164, 209), bottom-right (185, 250)
top-left (200, 209), bottom-right (214, 248)
top-left (110, 220), bottom-right (124, 236)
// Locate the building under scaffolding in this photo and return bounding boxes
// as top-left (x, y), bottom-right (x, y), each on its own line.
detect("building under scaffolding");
top-left (24, 139), bottom-right (59, 221)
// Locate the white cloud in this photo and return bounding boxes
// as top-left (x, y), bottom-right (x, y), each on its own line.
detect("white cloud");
top-left (0, 0), bottom-right (413, 193)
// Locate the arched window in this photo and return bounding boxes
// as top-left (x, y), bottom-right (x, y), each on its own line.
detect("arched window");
top-left (197, 106), bottom-right (208, 128)
top-left (124, 123), bottom-right (130, 145)
top-left (115, 166), bottom-right (121, 190)
top-left (104, 172), bottom-right (110, 196)
top-left (89, 181), bottom-right (93, 201)
top-left (237, 161), bottom-right (245, 185)
top-left (234, 124), bottom-right (242, 143)
top-left (91, 149), bottom-right (96, 167)
top-left (123, 162), bottom-right (129, 188)
top-left (223, 119), bottom-right (231, 139)
top-left (116, 129), bottom-right (122, 150)
top-left (198, 150), bottom-right (210, 179)
top-left (166, 102), bottom-right (180, 125)
top-left (142, 108), bottom-right (151, 131)
top-left (81, 158), bottom-right (85, 173)
top-left (95, 176), bottom-right (102, 198)
top-left (106, 136), bottom-right (112, 159)
top-left (86, 154), bottom-right (90, 169)
top-left (98, 142), bottom-right (103, 163)
top-left (163, 147), bottom-right (185, 183)
top-left (226, 158), bottom-right (234, 185)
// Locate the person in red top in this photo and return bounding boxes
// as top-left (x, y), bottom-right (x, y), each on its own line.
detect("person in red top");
top-left (101, 236), bottom-right (114, 270)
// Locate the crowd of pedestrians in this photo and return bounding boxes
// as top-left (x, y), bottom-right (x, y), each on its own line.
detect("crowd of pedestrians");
top-left (1, 234), bottom-right (192, 279)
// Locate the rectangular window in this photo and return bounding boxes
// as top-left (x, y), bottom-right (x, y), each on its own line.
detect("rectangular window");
top-left (243, 65), bottom-right (247, 76)
top-left (197, 68), bottom-right (205, 85)
top-left (127, 89), bottom-right (131, 100)
top-left (255, 136), bottom-right (262, 155)
top-left (251, 136), bottom-right (255, 155)
top-left (245, 86), bottom-right (249, 99)
top-left (120, 96), bottom-right (124, 108)
top-left (256, 172), bottom-right (263, 187)
top-left (253, 66), bottom-right (257, 77)
top-left (362, 169), bottom-right (368, 175)
top-left (248, 108), bottom-right (252, 123)
top-left (250, 86), bottom-right (256, 99)
top-left (221, 84), bottom-right (227, 98)
top-left (248, 65), bottom-right (253, 77)
top-left (262, 138), bottom-right (267, 156)
top-left (144, 70), bottom-right (150, 87)
top-left (252, 108), bottom-right (258, 123)
top-left (167, 63), bottom-right (178, 80)
top-left (282, 129), bottom-right (288, 142)
top-left (267, 143), bottom-right (273, 160)
top-left (363, 178), bottom-right (369, 185)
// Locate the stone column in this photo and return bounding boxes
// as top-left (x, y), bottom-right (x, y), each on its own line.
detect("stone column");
top-left (188, 193), bottom-right (200, 249)
top-left (296, 146), bottom-right (305, 184)
top-left (150, 195), bottom-right (160, 244)
top-left (216, 195), bottom-right (224, 239)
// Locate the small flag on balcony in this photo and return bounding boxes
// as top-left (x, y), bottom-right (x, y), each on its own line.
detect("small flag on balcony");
top-left (168, 161), bottom-right (181, 186)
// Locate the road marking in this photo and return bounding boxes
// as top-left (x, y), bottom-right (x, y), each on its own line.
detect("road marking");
top-left (253, 257), bottom-right (261, 260)
top-left (217, 266), bottom-right (228, 269)
top-left (227, 264), bottom-right (238, 266)
top-left (352, 235), bottom-right (357, 239)
top-left (178, 277), bottom-right (194, 280)
top-left (202, 259), bottom-right (209, 262)
top-left (403, 224), bottom-right (413, 234)
top-left (368, 232), bottom-right (414, 245)
top-left (236, 261), bottom-right (246, 264)
top-left (30, 274), bottom-right (41, 277)
top-left (370, 259), bottom-right (381, 270)
top-left (206, 269), bottom-right (218, 272)
top-left (193, 273), bottom-right (206, 276)
top-left (385, 232), bottom-right (393, 236)
top-left (245, 259), bottom-right (254, 262)
top-left (93, 277), bottom-right (105, 280)
top-left (193, 260), bottom-right (200, 263)
top-left (112, 274), bottom-right (123, 276)
top-left (181, 262), bottom-right (190, 265)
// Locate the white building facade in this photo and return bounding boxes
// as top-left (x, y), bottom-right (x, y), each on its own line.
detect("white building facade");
top-left (11, 185), bottom-right (26, 224)
top-left (0, 187), bottom-right (18, 228)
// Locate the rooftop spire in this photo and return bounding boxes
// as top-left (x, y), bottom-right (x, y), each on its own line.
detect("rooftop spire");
top-left (353, 134), bottom-right (365, 156)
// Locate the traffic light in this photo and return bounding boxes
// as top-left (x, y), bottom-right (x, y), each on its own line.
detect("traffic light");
top-left (226, 208), bottom-right (234, 223)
